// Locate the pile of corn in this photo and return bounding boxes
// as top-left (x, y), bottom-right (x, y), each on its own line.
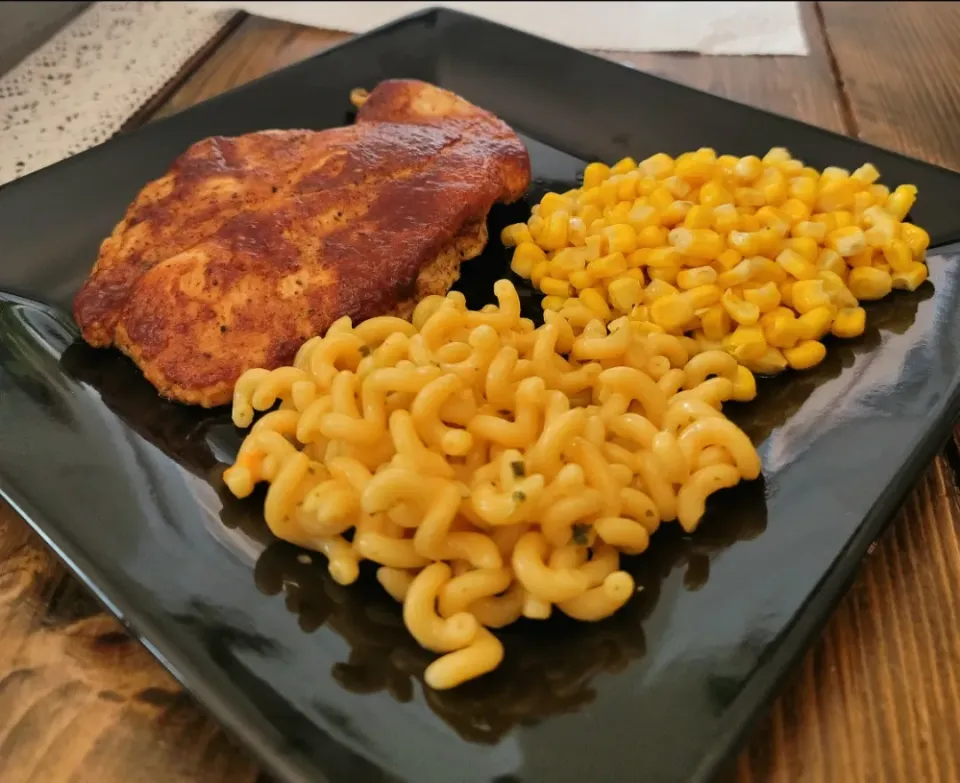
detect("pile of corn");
top-left (502, 148), bottom-right (931, 377)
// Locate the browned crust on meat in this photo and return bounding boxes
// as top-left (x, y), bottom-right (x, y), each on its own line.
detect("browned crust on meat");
top-left (72, 80), bottom-right (530, 407)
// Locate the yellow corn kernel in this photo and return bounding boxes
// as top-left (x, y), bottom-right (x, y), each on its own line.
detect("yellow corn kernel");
top-left (816, 248), bottom-right (846, 278)
top-left (584, 234), bottom-right (605, 261)
top-left (717, 154), bottom-right (739, 171)
top-left (661, 200), bottom-right (694, 227)
top-left (580, 287), bottom-right (612, 319)
top-left (669, 227), bottom-right (725, 260)
top-left (810, 212), bottom-right (837, 234)
top-left (540, 192), bottom-right (574, 217)
top-left (590, 251), bottom-right (629, 279)
top-left (527, 213), bottom-right (545, 241)
top-left (531, 260), bottom-right (550, 287)
top-left (743, 346), bottom-right (788, 375)
top-left (739, 213), bottom-right (762, 232)
top-left (798, 166), bottom-right (820, 180)
top-left (684, 284), bottom-right (723, 310)
top-left (725, 324), bottom-right (767, 362)
top-left (721, 288), bottom-right (760, 326)
top-left (569, 269), bottom-right (595, 290)
top-left (847, 248), bottom-right (874, 268)
top-left (649, 266), bottom-right (680, 285)
top-left (511, 242), bottom-right (547, 277)
top-left (501, 223), bottom-right (534, 247)
top-left (791, 279), bottom-right (832, 314)
top-left (582, 162), bottom-right (611, 190)
top-left (734, 187), bottom-right (766, 208)
top-left (727, 230), bottom-right (763, 256)
top-left (891, 262), bottom-right (928, 291)
top-left (827, 226), bottom-right (866, 257)
top-left (786, 236), bottom-right (820, 262)
top-left (831, 307), bottom-right (866, 338)
top-left (568, 217), bottom-right (587, 246)
top-left (626, 248), bottom-right (651, 268)
top-left (604, 201), bottom-right (632, 226)
top-left (684, 205), bottom-right (715, 230)
top-left (699, 180), bottom-right (733, 208)
top-left (715, 248), bottom-right (743, 271)
top-left (717, 259), bottom-right (754, 288)
top-left (624, 267), bottom-right (646, 283)
top-left (610, 156), bottom-right (638, 176)
top-left (630, 304), bottom-right (651, 322)
top-left (791, 220), bottom-right (827, 242)
top-left (852, 163), bottom-right (880, 184)
top-left (881, 239), bottom-right (914, 272)
top-left (763, 310), bottom-right (802, 349)
top-left (617, 172), bottom-right (641, 202)
top-left (835, 211), bottom-right (856, 229)
top-left (852, 191), bottom-right (874, 216)
top-left (577, 187), bottom-right (602, 209)
top-left (633, 225), bottom-right (667, 250)
top-left (645, 279), bottom-right (680, 302)
top-left (742, 281), bottom-right (781, 313)
top-left (635, 176), bottom-right (659, 196)
top-left (873, 261), bottom-right (891, 274)
top-left (731, 365), bottom-right (757, 402)
top-left (578, 203), bottom-right (603, 228)
top-left (640, 153), bottom-right (674, 179)
top-left (608, 277), bottom-right (643, 312)
top-left (816, 180), bottom-right (858, 212)
top-left (763, 147), bottom-right (791, 165)
top-left (776, 248), bottom-right (819, 281)
top-left (756, 168), bottom-right (788, 205)
top-left (779, 280), bottom-right (794, 309)
top-left (599, 179), bottom-right (621, 207)
top-left (848, 266), bottom-right (893, 300)
top-left (797, 306), bottom-right (834, 341)
top-left (709, 204), bottom-right (737, 234)
top-left (539, 209), bottom-right (570, 250)
top-left (820, 166), bottom-right (850, 185)
top-left (542, 296), bottom-right (566, 312)
top-left (734, 155), bottom-right (763, 182)
top-left (649, 187), bottom-right (674, 212)
top-left (788, 176), bottom-right (818, 205)
top-left (865, 184), bottom-right (888, 205)
top-left (650, 294), bottom-right (695, 332)
top-left (748, 256), bottom-right (788, 285)
top-left (663, 175), bottom-right (691, 199)
top-left (540, 276), bottom-right (571, 298)
top-left (550, 248), bottom-right (588, 278)
top-left (886, 185), bottom-right (918, 221)
top-left (676, 266), bottom-right (718, 290)
top-left (701, 304), bottom-right (732, 341)
top-left (900, 223), bottom-right (930, 258)
top-left (819, 271), bottom-right (858, 308)
top-left (602, 224), bottom-right (638, 254)
top-left (756, 206), bottom-right (791, 235)
top-left (628, 203), bottom-right (660, 230)
top-left (780, 198), bottom-right (812, 223)
top-left (784, 340), bottom-right (827, 371)
top-left (675, 153), bottom-right (715, 182)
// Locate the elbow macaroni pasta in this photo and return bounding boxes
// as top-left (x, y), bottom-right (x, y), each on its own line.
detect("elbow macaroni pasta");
top-left (224, 279), bottom-right (761, 689)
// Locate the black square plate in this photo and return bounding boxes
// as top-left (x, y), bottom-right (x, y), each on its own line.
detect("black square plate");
top-left (2, 8), bottom-right (960, 783)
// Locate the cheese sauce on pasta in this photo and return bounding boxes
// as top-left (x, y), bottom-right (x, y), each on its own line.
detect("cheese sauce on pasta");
top-left (223, 279), bottom-right (761, 689)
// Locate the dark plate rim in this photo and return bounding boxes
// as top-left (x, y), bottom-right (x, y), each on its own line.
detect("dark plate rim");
top-left (1, 7), bottom-right (959, 783)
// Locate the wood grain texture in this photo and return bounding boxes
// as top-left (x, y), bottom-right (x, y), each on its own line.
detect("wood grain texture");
top-left (820, 1), bottom-right (960, 169)
top-left (1, 4), bottom-right (959, 783)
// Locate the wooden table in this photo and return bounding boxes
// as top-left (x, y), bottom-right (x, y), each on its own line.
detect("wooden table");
top-left (3, 3), bottom-right (960, 781)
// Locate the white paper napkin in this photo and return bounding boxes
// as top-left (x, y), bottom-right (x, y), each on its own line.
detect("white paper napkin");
top-left (197, 1), bottom-right (809, 55)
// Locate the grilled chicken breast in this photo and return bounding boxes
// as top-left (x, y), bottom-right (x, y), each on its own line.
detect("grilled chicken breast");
top-left (73, 79), bottom-right (530, 407)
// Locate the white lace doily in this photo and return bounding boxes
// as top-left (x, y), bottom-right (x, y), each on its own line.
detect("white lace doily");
top-left (0, 1), bottom-right (234, 186)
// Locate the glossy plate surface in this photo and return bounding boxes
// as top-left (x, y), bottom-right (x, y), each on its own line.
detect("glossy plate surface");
top-left (2, 9), bottom-right (960, 783)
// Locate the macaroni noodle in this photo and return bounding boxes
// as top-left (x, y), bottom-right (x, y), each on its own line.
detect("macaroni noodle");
top-left (224, 279), bottom-right (761, 689)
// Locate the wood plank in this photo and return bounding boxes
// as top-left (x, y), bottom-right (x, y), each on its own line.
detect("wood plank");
top-left (820, 1), bottom-right (960, 169)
